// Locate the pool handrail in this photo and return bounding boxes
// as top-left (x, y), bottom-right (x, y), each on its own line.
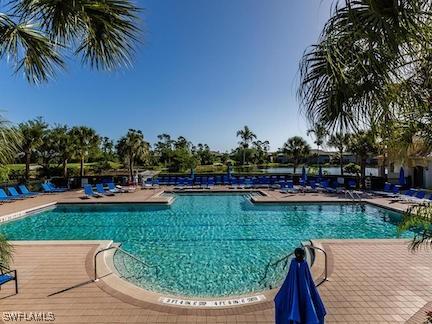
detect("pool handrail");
top-left (94, 244), bottom-right (158, 281)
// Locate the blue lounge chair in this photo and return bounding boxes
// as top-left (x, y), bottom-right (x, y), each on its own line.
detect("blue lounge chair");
top-left (7, 187), bottom-right (28, 199)
top-left (83, 185), bottom-right (103, 198)
top-left (46, 182), bottom-right (67, 192)
top-left (18, 185), bottom-right (40, 196)
top-left (107, 182), bottom-right (123, 193)
top-left (0, 263), bottom-right (18, 294)
top-left (41, 183), bottom-right (54, 193)
top-left (96, 183), bottom-right (115, 196)
top-left (0, 189), bottom-right (15, 202)
top-left (208, 177), bottom-right (215, 188)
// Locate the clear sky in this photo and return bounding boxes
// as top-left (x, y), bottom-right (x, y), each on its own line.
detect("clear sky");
top-left (0, 0), bottom-right (332, 152)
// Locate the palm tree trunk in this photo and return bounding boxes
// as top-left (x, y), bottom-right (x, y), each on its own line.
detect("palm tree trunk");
top-left (25, 151), bottom-right (30, 180)
top-left (80, 156), bottom-right (84, 177)
top-left (360, 159), bottom-right (366, 188)
top-left (242, 148), bottom-right (246, 165)
top-left (129, 154), bottom-right (134, 181)
top-left (340, 149), bottom-right (344, 176)
top-left (63, 159), bottom-right (68, 179)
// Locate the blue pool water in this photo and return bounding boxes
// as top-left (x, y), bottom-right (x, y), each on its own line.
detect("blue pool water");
top-left (0, 194), bottom-right (410, 297)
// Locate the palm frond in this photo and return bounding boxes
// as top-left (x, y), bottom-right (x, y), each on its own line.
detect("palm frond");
top-left (0, 234), bottom-right (14, 268)
top-left (0, 13), bottom-right (64, 83)
top-left (399, 203), bottom-right (432, 251)
top-left (0, 114), bottom-right (21, 164)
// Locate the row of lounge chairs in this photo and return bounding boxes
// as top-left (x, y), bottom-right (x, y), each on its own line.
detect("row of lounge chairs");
top-left (0, 182), bottom-right (67, 203)
top-left (372, 182), bottom-right (432, 204)
top-left (143, 176), bottom-right (353, 191)
top-left (82, 183), bottom-right (130, 199)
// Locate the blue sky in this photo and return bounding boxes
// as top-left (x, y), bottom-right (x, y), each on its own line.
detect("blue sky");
top-left (0, 0), bottom-right (332, 151)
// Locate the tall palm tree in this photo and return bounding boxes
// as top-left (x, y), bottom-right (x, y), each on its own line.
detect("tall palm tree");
top-left (116, 129), bottom-right (149, 180)
top-left (70, 126), bottom-right (100, 177)
top-left (283, 136), bottom-right (311, 174)
top-left (327, 132), bottom-right (350, 175)
top-left (18, 117), bottom-right (48, 180)
top-left (347, 131), bottom-right (378, 187)
top-left (307, 122), bottom-right (328, 165)
top-left (236, 126), bottom-right (257, 165)
top-left (52, 125), bottom-right (74, 179)
top-left (0, 0), bottom-right (141, 84)
top-left (298, 0), bottom-right (432, 131)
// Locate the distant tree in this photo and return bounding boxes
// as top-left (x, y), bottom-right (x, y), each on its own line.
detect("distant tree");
top-left (154, 134), bottom-right (175, 165)
top-left (236, 126), bottom-right (257, 165)
top-left (252, 140), bottom-right (270, 164)
top-left (196, 143), bottom-right (214, 165)
top-left (0, 0), bottom-right (141, 84)
top-left (70, 126), bottom-right (100, 177)
top-left (348, 131), bottom-right (378, 187)
top-left (116, 129), bottom-right (149, 180)
top-left (327, 132), bottom-right (350, 175)
top-left (19, 117), bottom-right (48, 180)
top-left (101, 137), bottom-right (115, 162)
top-left (307, 122), bottom-right (328, 165)
top-left (283, 136), bottom-right (311, 174)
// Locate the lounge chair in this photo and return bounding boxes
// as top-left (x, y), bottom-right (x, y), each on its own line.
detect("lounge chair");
top-left (107, 182), bottom-right (124, 193)
top-left (280, 181), bottom-right (297, 194)
top-left (0, 189), bottom-right (15, 202)
top-left (82, 185), bottom-right (103, 199)
top-left (0, 188), bottom-right (23, 200)
top-left (41, 183), bottom-right (55, 193)
top-left (46, 182), bottom-right (67, 192)
top-left (391, 189), bottom-right (416, 202)
top-left (143, 178), bottom-right (154, 189)
top-left (8, 187), bottom-right (34, 199)
top-left (18, 185), bottom-right (40, 197)
top-left (0, 263), bottom-right (18, 295)
top-left (96, 183), bottom-right (115, 196)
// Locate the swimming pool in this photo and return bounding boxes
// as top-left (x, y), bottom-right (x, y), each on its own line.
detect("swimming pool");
top-left (0, 194), bottom-right (410, 297)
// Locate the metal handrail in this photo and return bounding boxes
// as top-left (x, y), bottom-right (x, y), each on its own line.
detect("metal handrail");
top-left (258, 243), bottom-right (329, 289)
top-left (305, 245), bottom-right (328, 287)
top-left (94, 245), bottom-right (155, 281)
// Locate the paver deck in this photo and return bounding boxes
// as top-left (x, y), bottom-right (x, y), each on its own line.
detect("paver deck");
top-left (0, 187), bottom-right (428, 323)
top-left (0, 241), bottom-right (431, 323)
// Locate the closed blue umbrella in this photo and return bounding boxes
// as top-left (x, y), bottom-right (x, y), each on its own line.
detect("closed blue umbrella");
top-left (190, 168), bottom-right (195, 180)
top-left (318, 165), bottom-right (323, 183)
top-left (399, 167), bottom-right (406, 186)
top-left (274, 250), bottom-right (326, 324)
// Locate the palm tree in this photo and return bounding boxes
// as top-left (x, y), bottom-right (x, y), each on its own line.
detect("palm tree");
top-left (327, 132), bottom-right (350, 175)
top-left (18, 117), bottom-right (48, 180)
top-left (283, 136), bottom-right (311, 174)
top-left (0, 0), bottom-right (141, 84)
top-left (307, 122), bottom-right (328, 165)
top-left (298, 0), bottom-right (432, 131)
top-left (347, 131), bottom-right (378, 187)
top-left (70, 126), bottom-right (100, 177)
top-left (52, 125), bottom-right (74, 179)
top-left (116, 129), bottom-right (149, 180)
top-left (0, 114), bottom-right (21, 166)
top-left (236, 126), bottom-right (257, 165)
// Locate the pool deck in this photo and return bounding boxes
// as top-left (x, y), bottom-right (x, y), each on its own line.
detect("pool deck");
top-left (0, 187), bottom-right (429, 323)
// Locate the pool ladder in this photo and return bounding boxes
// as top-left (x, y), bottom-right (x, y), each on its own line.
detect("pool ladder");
top-left (94, 243), bottom-right (159, 281)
